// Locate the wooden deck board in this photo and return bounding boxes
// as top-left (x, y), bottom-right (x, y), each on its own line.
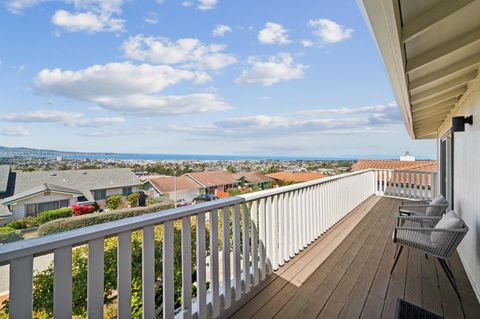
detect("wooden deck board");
top-left (227, 196), bottom-right (480, 319)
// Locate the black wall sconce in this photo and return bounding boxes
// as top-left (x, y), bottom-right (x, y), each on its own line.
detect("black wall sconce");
top-left (452, 115), bottom-right (473, 132)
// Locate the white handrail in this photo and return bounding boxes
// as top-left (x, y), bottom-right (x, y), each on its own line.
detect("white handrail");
top-left (0, 169), bottom-right (377, 319)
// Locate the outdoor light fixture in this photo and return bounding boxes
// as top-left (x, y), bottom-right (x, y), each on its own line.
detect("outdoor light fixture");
top-left (452, 115), bottom-right (473, 132)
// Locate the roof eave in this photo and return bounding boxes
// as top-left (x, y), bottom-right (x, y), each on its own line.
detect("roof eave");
top-left (358, 0), bottom-right (416, 139)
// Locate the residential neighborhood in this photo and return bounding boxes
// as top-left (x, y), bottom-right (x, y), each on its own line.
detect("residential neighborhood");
top-left (0, 165), bottom-right (142, 224)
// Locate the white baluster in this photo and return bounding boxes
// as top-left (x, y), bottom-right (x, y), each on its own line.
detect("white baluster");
top-left (221, 207), bottom-right (231, 308)
top-left (163, 221), bottom-right (175, 319)
top-left (117, 233), bottom-right (131, 319)
top-left (142, 227), bottom-right (155, 319)
top-left (232, 204), bottom-right (242, 299)
top-left (182, 216), bottom-right (192, 319)
top-left (197, 212), bottom-right (207, 319)
top-left (251, 200), bottom-right (259, 286)
top-left (209, 210), bottom-right (220, 317)
top-left (242, 202), bottom-right (251, 292)
top-left (54, 246), bottom-right (72, 319)
top-left (9, 256), bottom-right (33, 319)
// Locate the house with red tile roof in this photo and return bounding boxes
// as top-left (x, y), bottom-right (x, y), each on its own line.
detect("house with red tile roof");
top-left (143, 176), bottom-right (200, 203)
top-left (352, 159), bottom-right (437, 188)
top-left (266, 171), bottom-right (327, 185)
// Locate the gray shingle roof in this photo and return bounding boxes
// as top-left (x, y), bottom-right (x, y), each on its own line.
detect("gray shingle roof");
top-left (0, 165), bottom-right (10, 193)
top-left (3, 168), bottom-right (142, 203)
top-left (3, 183), bottom-right (84, 205)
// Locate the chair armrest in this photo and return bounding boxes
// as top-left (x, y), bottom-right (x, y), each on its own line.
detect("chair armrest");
top-left (399, 204), bottom-right (446, 208)
top-left (395, 213), bottom-right (441, 220)
top-left (395, 213), bottom-right (440, 228)
top-left (395, 226), bottom-right (467, 233)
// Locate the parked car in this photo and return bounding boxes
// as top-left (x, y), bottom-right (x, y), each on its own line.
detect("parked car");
top-left (176, 199), bottom-right (191, 207)
top-left (193, 194), bottom-right (218, 204)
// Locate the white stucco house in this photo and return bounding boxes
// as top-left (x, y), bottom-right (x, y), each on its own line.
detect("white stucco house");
top-left (0, 166), bottom-right (142, 223)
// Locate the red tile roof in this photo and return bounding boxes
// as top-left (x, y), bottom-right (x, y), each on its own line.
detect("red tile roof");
top-left (351, 159), bottom-right (437, 172)
top-left (185, 171), bottom-right (237, 187)
top-left (353, 160), bottom-right (438, 188)
top-left (148, 176), bottom-right (199, 193)
top-left (232, 171), bottom-right (273, 184)
top-left (265, 171), bottom-right (327, 183)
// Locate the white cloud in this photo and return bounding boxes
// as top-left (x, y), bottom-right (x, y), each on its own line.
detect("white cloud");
top-left (5, 0), bottom-right (45, 13)
top-left (122, 35), bottom-right (237, 70)
top-left (34, 62), bottom-right (197, 98)
top-left (0, 110), bottom-right (125, 127)
top-left (0, 126), bottom-right (30, 136)
top-left (144, 11), bottom-right (159, 24)
top-left (7, 1), bottom-right (127, 32)
top-left (93, 93), bottom-right (233, 115)
top-left (181, 1), bottom-right (193, 7)
top-left (258, 22), bottom-right (290, 45)
top-left (297, 103), bottom-right (395, 114)
top-left (308, 19), bottom-right (353, 43)
top-left (33, 62), bottom-right (233, 115)
top-left (235, 53), bottom-right (305, 86)
top-left (212, 24), bottom-right (232, 37)
top-left (169, 102), bottom-right (402, 138)
top-left (52, 10), bottom-right (124, 32)
top-left (198, 0), bottom-right (218, 10)
top-left (302, 39), bottom-right (313, 47)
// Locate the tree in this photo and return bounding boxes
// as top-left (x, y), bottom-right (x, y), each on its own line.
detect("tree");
top-left (226, 165), bottom-right (237, 173)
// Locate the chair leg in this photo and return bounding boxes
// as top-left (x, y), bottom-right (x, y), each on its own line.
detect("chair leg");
top-left (393, 245), bottom-right (400, 259)
top-left (390, 245), bottom-right (403, 275)
top-left (438, 258), bottom-right (461, 299)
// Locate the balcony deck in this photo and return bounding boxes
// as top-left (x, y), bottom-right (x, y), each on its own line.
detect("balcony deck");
top-left (228, 196), bottom-right (480, 319)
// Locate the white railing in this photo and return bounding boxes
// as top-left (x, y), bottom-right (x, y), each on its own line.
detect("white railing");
top-left (374, 169), bottom-right (437, 201)
top-left (0, 170), bottom-right (376, 319)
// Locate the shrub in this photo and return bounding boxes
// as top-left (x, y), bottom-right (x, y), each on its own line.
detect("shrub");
top-left (36, 207), bottom-right (73, 224)
top-left (127, 193), bottom-right (140, 207)
top-left (106, 194), bottom-right (123, 210)
top-left (146, 195), bottom-right (170, 206)
top-left (71, 205), bottom-right (95, 216)
top-left (0, 227), bottom-right (23, 243)
top-left (6, 219), bottom-right (28, 230)
top-left (226, 188), bottom-right (242, 196)
top-left (39, 203), bottom-right (175, 236)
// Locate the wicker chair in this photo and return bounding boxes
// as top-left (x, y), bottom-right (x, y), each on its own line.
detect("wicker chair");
top-left (391, 213), bottom-right (468, 298)
top-left (398, 197), bottom-right (448, 217)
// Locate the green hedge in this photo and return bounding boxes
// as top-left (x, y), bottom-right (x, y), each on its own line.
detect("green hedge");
top-left (36, 207), bottom-right (73, 224)
top-left (39, 203), bottom-right (175, 236)
top-left (0, 227), bottom-right (23, 243)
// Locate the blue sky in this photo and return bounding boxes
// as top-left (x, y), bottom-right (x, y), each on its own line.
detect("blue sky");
top-left (0, 0), bottom-right (436, 158)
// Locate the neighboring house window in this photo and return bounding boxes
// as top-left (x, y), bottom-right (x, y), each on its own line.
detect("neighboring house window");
top-left (93, 189), bottom-right (107, 201)
top-left (122, 187), bottom-right (133, 196)
top-left (25, 204), bottom-right (38, 217)
top-left (25, 199), bottom-right (70, 217)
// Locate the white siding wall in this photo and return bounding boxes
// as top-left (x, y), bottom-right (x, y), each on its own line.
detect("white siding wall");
top-left (438, 84), bottom-right (480, 301)
top-left (166, 189), bottom-right (199, 203)
top-left (10, 193), bottom-right (76, 219)
top-left (91, 186), bottom-right (140, 206)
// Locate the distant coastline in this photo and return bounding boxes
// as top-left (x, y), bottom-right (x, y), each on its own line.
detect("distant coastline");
top-left (0, 145), bottom-right (433, 161)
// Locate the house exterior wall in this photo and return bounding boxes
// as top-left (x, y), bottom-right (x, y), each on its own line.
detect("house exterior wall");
top-left (92, 186), bottom-right (140, 206)
top-left (8, 192), bottom-right (77, 220)
top-left (437, 83), bottom-right (480, 301)
top-left (166, 189), bottom-right (199, 203)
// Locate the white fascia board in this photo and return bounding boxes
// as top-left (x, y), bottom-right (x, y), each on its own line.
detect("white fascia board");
top-left (357, 0), bottom-right (415, 138)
